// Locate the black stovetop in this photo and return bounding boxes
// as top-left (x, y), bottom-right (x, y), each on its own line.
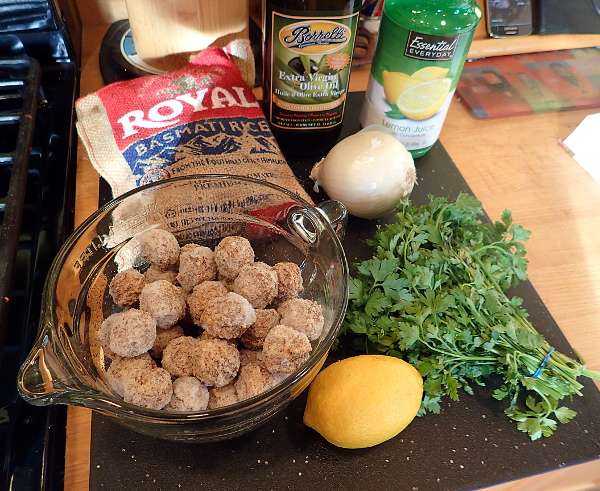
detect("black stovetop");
top-left (0, 0), bottom-right (79, 489)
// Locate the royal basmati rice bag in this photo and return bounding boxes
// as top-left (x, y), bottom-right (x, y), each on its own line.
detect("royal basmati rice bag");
top-left (75, 40), bottom-right (309, 202)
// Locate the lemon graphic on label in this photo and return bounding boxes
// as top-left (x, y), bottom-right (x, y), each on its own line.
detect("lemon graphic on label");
top-left (397, 77), bottom-right (452, 121)
top-left (410, 66), bottom-right (450, 81)
top-left (382, 70), bottom-right (422, 105)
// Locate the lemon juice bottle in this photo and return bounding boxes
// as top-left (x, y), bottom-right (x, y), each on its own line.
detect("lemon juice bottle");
top-left (360, 0), bottom-right (481, 158)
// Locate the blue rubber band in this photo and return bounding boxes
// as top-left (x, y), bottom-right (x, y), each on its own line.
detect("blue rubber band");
top-left (532, 347), bottom-right (555, 378)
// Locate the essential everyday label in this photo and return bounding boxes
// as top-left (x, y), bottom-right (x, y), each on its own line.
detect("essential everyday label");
top-left (268, 10), bottom-right (359, 130)
top-left (404, 31), bottom-right (459, 61)
top-left (360, 9), bottom-right (476, 156)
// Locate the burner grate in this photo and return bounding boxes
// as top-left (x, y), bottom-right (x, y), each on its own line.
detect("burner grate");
top-left (0, 53), bottom-right (77, 490)
top-left (0, 57), bottom-right (40, 363)
top-left (0, 2), bottom-right (79, 488)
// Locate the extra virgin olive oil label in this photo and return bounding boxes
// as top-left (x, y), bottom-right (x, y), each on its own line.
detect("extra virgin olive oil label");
top-left (267, 10), bottom-right (359, 131)
top-left (360, 14), bottom-right (476, 155)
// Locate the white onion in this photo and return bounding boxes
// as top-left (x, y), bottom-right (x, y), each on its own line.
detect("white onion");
top-left (309, 130), bottom-right (416, 219)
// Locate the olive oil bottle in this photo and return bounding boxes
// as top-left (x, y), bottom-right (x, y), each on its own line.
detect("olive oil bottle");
top-left (262, 0), bottom-right (362, 157)
top-left (360, 0), bottom-right (481, 158)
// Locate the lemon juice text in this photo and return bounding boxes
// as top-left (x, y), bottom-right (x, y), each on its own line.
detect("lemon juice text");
top-left (360, 0), bottom-right (481, 158)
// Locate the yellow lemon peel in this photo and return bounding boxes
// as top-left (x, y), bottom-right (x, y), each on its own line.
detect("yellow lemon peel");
top-left (303, 355), bottom-right (423, 449)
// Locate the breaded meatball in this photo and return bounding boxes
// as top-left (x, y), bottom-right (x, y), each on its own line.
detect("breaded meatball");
top-left (240, 309), bottom-right (279, 349)
top-left (106, 353), bottom-right (156, 397)
top-left (139, 228), bottom-right (180, 271)
top-left (97, 315), bottom-right (115, 355)
top-left (180, 243), bottom-right (202, 254)
top-left (214, 235), bottom-right (254, 279)
top-left (232, 262), bottom-right (278, 309)
top-left (187, 281), bottom-right (229, 325)
top-left (273, 262), bottom-right (303, 300)
top-left (161, 336), bottom-right (199, 378)
top-left (193, 338), bottom-right (240, 387)
top-left (235, 362), bottom-right (285, 401)
top-left (198, 330), bottom-right (238, 347)
top-left (277, 298), bottom-right (324, 341)
top-left (149, 324), bottom-right (185, 359)
top-left (145, 265), bottom-right (178, 284)
top-left (164, 376), bottom-right (209, 412)
top-left (122, 367), bottom-right (173, 410)
top-left (239, 348), bottom-right (264, 366)
top-left (262, 324), bottom-right (311, 374)
top-left (200, 292), bottom-right (256, 339)
top-left (99, 230), bottom-right (317, 412)
top-left (177, 246), bottom-right (217, 292)
top-left (105, 309), bottom-right (157, 358)
top-left (139, 279), bottom-right (186, 329)
top-left (109, 268), bottom-right (146, 307)
top-left (208, 384), bottom-right (239, 409)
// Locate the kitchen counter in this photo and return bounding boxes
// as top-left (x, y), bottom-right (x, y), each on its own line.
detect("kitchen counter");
top-left (65, 14), bottom-right (600, 491)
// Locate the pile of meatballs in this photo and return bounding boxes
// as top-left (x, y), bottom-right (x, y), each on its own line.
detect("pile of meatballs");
top-left (97, 229), bottom-right (325, 412)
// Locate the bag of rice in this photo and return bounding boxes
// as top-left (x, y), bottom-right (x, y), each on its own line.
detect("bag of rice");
top-left (75, 40), bottom-right (309, 202)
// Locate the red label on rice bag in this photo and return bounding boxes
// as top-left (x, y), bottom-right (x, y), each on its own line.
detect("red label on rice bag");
top-left (101, 49), bottom-right (263, 147)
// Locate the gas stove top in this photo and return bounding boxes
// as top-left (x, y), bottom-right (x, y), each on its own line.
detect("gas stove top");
top-left (0, 0), bottom-right (80, 489)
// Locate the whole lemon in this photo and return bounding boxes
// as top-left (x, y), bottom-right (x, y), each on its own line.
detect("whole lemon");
top-left (303, 355), bottom-right (423, 449)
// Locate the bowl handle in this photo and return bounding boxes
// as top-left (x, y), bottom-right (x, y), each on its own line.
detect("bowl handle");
top-left (289, 200), bottom-right (348, 244)
top-left (17, 321), bottom-right (81, 406)
top-left (316, 200), bottom-right (348, 241)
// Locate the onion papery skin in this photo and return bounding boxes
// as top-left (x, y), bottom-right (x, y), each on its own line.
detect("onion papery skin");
top-left (310, 131), bottom-right (416, 219)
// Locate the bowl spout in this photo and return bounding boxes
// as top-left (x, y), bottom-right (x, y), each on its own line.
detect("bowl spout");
top-left (17, 323), bottom-right (85, 406)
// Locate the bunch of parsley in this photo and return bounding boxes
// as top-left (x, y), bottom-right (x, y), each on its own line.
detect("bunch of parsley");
top-left (339, 193), bottom-right (600, 440)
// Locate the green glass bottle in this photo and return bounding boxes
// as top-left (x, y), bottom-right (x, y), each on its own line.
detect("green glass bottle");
top-left (262, 0), bottom-right (362, 158)
top-left (360, 0), bottom-right (481, 158)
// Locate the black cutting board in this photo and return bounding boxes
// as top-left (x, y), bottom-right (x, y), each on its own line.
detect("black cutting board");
top-left (91, 92), bottom-right (600, 491)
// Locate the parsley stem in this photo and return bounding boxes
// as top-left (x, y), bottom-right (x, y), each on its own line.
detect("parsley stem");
top-left (472, 243), bottom-right (514, 257)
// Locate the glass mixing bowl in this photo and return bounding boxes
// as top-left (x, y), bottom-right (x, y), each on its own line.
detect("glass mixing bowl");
top-left (17, 175), bottom-right (349, 442)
